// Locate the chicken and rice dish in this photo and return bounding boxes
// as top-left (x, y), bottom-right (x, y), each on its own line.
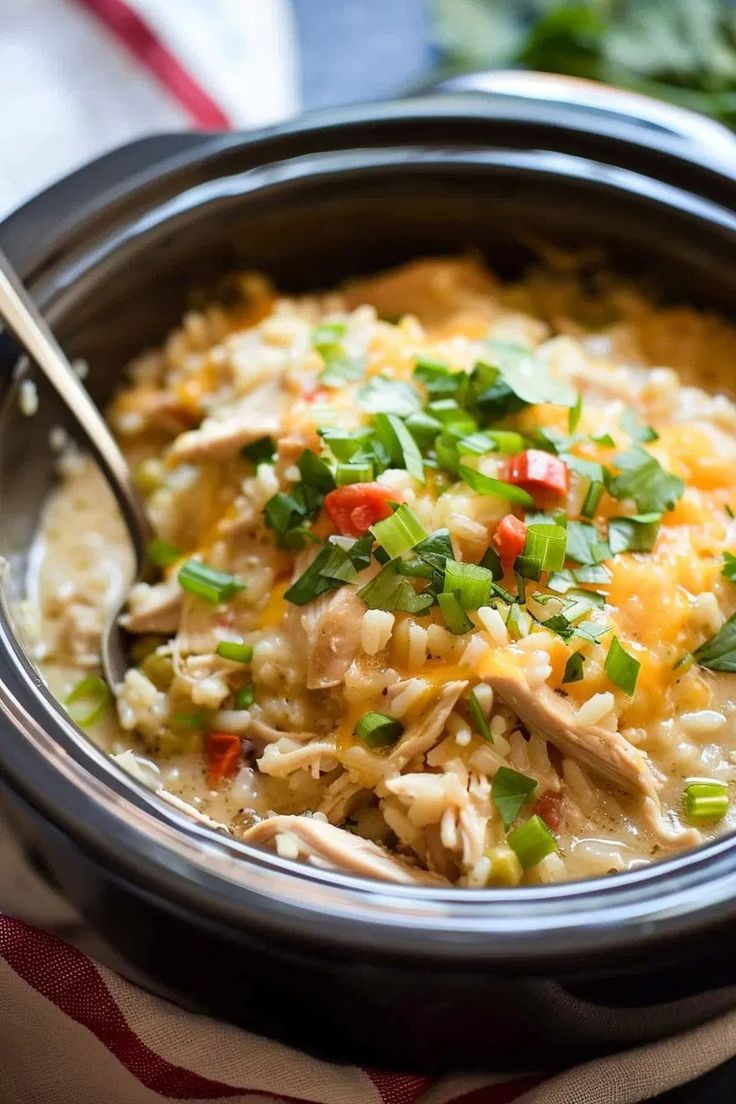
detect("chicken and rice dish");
top-left (24, 256), bottom-right (736, 887)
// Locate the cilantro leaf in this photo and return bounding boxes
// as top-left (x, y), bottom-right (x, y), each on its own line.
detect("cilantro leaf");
top-left (357, 377), bottom-right (422, 416)
top-left (608, 512), bottom-right (662, 555)
top-left (619, 409), bottom-right (659, 443)
top-left (694, 613), bottom-right (736, 672)
top-left (723, 552), bottom-right (736, 582)
top-left (565, 521), bottom-right (611, 566)
top-left (492, 766), bottom-right (538, 829)
top-left (485, 340), bottom-right (577, 408)
top-left (607, 446), bottom-right (684, 513)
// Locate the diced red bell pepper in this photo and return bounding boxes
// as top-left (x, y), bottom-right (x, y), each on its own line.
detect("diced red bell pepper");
top-left (505, 450), bottom-right (569, 507)
top-left (493, 514), bottom-right (527, 566)
top-left (534, 791), bottom-right (565, 831)
top-left (205, 731), bottom-right (242, 788)
top-left (324, 483), bottom-right (403, 537)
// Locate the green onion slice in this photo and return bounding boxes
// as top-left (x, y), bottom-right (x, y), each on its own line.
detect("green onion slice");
top-left (215, 641), bottom-right (254, 663)
top-left (438, 591), bottom-right (475, 634)
top-left (523, 523), bottom-right (567, 573)
top-left (507, 814), bottom-right (557, 870)
top-left (442, 560), bottom-right (494, 610)
top-left (374, 412), bottom-right (425, 483)
top-left (468, 690), bottom-right (492, 742)
top-left (371, 504), bottom-right (428, 560)
top-left (242, 436), bottom-right (276, 465)
top-left (581, 480), bottom-right (605, 519)
top-left (234, 684), bottom-right (255, 709)
top-left (694, 613), bottom-right (736, 672)
top-left (458, 464), bottom-right (534, 506)
top-left (562, 652), bottom-right (585, 684)
top-left (178, 560), bottom-right (246, 604)
top-left (148, 538), bottom-right (181, 568)
top-left (722, 552), bottom-right (736, 582)
top-left (65, 674), bottom-right (111, 727)
top-left (683, 778), bottom-right (729, 822)
top-left (335, 461), bottom-right (374, 485)
top-left (492, 766), bottom-right (538, 829)
top-left (355, 711), bottom-right (403, 748)
top-left (604, 636), bottom-right (640, 695)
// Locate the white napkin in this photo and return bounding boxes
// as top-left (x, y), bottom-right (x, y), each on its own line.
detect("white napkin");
top-left (0, 0), bottom-right (299, 217)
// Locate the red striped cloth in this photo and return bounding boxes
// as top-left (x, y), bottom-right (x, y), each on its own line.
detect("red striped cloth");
top-left (2, 914), bottom-right (736, 1104)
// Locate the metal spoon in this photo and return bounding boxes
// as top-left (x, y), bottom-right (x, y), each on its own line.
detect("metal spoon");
top-left (0, 247), bottom-right (151, 687)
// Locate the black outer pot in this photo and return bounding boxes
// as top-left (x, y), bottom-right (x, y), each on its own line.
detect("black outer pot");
top-left (1, 77), bottom-right (736, 1072)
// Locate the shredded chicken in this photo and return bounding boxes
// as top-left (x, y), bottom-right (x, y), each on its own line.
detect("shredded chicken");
top-left (386, 680), bottom-right (469, 774)
top-left (243, 814), bottom-right (448, 885)
top-left (343, 256), bottom-right (499, 328)
top-left (302, 587), bottom-right (365, 690)
top-left (120, 579), bottom-right (182, 634)
top-left (167, 383), bottom-right (284, 464)
top-left (485, 671), bottom-right (661, 799)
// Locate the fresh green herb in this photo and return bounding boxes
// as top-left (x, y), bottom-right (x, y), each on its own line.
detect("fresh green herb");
top-left (178, 560), bottom-right (245, 604)
top-left (591, 433), bottom-right (616, 447)
top-left (147, 538), bottom-right (181, 568)
top-left (523, 523), bottom-right (567, 573)
top-left (492, 766), bottom-right (538, 829)
top-left (605, 636), bottom-right (640, 694)
top-left (371, 504), bottom-right (429, 560)
top-left (285, 537), bottom-right (371, 606)
top-left (298, 449), bottom-right (335, 500)
top-left (438, 590), bottom-right (475, 634)
top-left (357, 376), bottom-right (422, 416)
top-left (562, 652), bottom-right (585, 683)
top-left (414, 357), bottom-right (467, 396)
top-left (319, 427), bottom-right (374, 461)
top-left (479, 545), bottom-right (503, 581)
top-left (607, 446), bottom-right (684, 514)
top-left (468, 689), bottom-right (492, 742)
top-left (234, 684), bottom-right (255, 709)
top-left (458, 463), bottom-right (533, 505)
top-left (171, 711), bottom-right (205, 730)
top-left (514, 556), bottom-right (541, 585)
top-left (484, 340), bottom-right (577, 407)
top-left (358, 562), bottom-right (434, 614)
top-left (507, 814), bottom-right (557, 870)
top-left (311, 320), bottom-right (346, 355)
top-left (565, 521), bottom-right (611, 565)
top-left (242, 436), bottom-right (276, 465)
top-left (693, 613), bottom-right (736, 672)
top-left (374, 412), bottom-right (425, 483)
top-left (620, 409), bottom-right (659, 443)
top-left (405, 410), bottom-right (443, 449)
top-left (726, 505), bottom-right (735, 520)
top-left (65, 674), bottom-right (111, 727)
top-left (568, 393), bottom-right (583, 433)
top-left (683, 778), bottom-right (729, 822)
top-left (215, 641), bottom-right (254, 663)
top-left (723, 552), bottom-right (736, 582)
top-left (608, 512), bottom-right (662, 555)
top-left (443, 560), bottom-right (494, 609)
top-left (355, 711), bottom-right (403, 748)
top-left (311, 322), bottom-right (364, 387)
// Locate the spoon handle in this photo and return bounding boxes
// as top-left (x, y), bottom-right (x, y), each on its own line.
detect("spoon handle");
top-left (0, 248), bottom-right (150, 566)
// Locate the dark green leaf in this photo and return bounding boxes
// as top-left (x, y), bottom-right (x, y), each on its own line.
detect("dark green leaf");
top-left (607, 446), bottom-right (684, 513)
top-left (608, 512), bottom-right (662, 555)
top-left (492, 766), bottom-right (538, 830)
top-left (694, 613), bottom-right (736, 672)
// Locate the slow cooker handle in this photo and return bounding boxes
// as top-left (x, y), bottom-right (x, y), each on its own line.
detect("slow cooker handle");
top-left (433, 70), bottom-right (736, 170)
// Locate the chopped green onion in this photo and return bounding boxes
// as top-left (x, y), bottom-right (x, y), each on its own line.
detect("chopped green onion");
top-left (414, 358), bottom-right (466, 396)
top-left (694, 613), bottom-right (736, 672)
top-left (523, 523), bottom-right (567, 573)
top-left (242, 436), bottom-right (276, 465)
top-left (285, 541), bottom-right (356, 606)
top-left (479, 545), bottom-right (503, 581)
top-left (234, 684), bottom-right (255, 709)
top-left (438, 591), bottom-right (475, 634)
top-left (483, 340), bottom-right (577, 408)
top-left (492, 766), bottom-right (538, 830)
top-left (371, 504), bottom-right (428, 560)
top-left (311, 320), bottom-right (346, 354)
top-left (434, 433), bottom-right (460, 477)
top-left (442, 560), bottom-right (494, 610)
top-left (468, 690), bottom-right (492, 742)
top-left (505, 603), bottom-right (532, 639)
top-left (297, 449), bottom-right (335, 497)
top-left (581, 480), bottom-right (605, 518)
top-left (374, 412), bottom-right (425, 483)
top-left (683, 779), bottom-right (729, 822)
top-left (178, 560), bottom-right (245, 604)
top-left (458, 464), bottom-right (534, 506)
top-left (318, 354), bottom-right (365, 388)
top-left (147, 538), bottom-right (181, 568)
top-left (562, 652), bottom-right (585, 684)
top-left (506, 814), bottom-right (557, 869)
top-left (604, 636), bottom-right (640, 695)
top-left (171, 711), bottom-right (205, 730)
top-left (215, 641), bottom-right (254, 663)
top-left (405, 410), bottom-right (443, 449)
top-left (514, 555), bottom-right (541, 582)
top-left (354, 711), bottom-right (403, 749)
top-left (65, 674), bottom-right (111, 727)
top-left (335, 461), bottom-right (374, 485)
top-left (568, 394), bottom-right (583, 433)
top-left (319, 427), bottom-right (374, 461)
top-left (591, 432), bottom-right (616, 447)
